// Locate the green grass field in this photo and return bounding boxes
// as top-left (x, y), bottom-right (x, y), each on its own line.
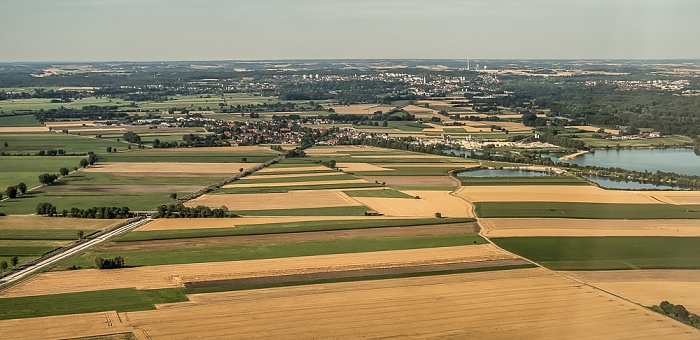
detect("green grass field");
top-left (0, 114), bottom-right (41, 126)
top-left (474, 202), bottom-right (700, 219)
top-left (0, 288), bottom-right (188, 320)
top-left (61, 172), bottom-right (225, 186)
top-left (492, 237), bottom-right (700, 270)
top-left (343, 189), bottom-right (415, 198)
top-left (115, 217), bottom-right (474, 242)
top-left (354, 166), bottom-right (471, 176)
top-left (0, 133), bottom-right (125, 155)
top-left (0, 191), bottom-right (185, 215)
top-left (64, 233), bottom-right (486, 268)
top-left (0, 156), bottom-right (84, 189)
top-left (100, 150), bottom-right (276, 163)
top-left (456, 176), bottom-right (591, 186)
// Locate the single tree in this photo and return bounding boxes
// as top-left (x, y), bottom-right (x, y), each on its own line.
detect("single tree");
top-left (3, 141), bottom-right (7, 147)
top-left (77, 230), bottom-right (84, 240)
top-left (79, 158), bottom-right (89, 168)
top-left (17, 182), bottom-right (27, 194)
top-left (10, 255), bottom-right (18, 267)
top-left (435, 212), bottom-right (442, 218)
top-left (60, 167), bottom-right (70, 176)
top-left (6, 186), bottom-right (17, 198)
top-left (328, 160), bottom-right (337, 169)
top-left (239, 167), bottom-right (244, 172)
top-left (106, 146), bottom-right (112, 153)
top-left (169, 193), bottom-right (177, 200)
top-left (241, 157), bottom-right (247, 162)
top-left (0, 260), bottom-right (7, 271)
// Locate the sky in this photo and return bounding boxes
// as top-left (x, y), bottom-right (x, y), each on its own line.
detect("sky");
top-left (0, 0), bottom-right (698, 62)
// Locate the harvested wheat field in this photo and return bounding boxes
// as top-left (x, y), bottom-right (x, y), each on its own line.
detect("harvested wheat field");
top-left (357, 176), bottom-right (457, 187)
top-left (256, 165), bottom-right (329, 173)
top-left (480, 218), bottom-right (700, 237)
top-left (335, 162), bottom-right (393, 172)
top-left (377, 163), bottom-right (479, 168)
top-left (456, 185), bottom-right (662, 204)
top-left (353, 191), bottom-right (473, 217)
top-left (0, 126), bottom-right (49, 133)
top-left (84, 162), bottom-right (255, 174)
top-left (135, 216), bottom-right (409, 231)
top-left (5, 268), bottom-right (697, 339)
top-left (653, 192), bottom-right (700, 205)
top-left (570, 125), bottom-right (621, 135)
top-left (0, 245), bottom-right (515, 297)
top-left (567, 270), bottom-right (700, 312)
top-left (0, 216), bottom-right (124, 230)
top-left (101, 223), bottom-right (479, 252)
top-left (185, 190), bottom-right (363, 210)
top-left (0, 311), bottom-right (133, 340)
top-left (222, 179), bottom-right (369, 188)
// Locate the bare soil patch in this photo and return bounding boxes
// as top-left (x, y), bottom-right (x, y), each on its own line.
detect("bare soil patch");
top-left (185, 190), bottom-right (363, 210)
top-left (480, 218), bottom-right (700, 237)
top-left (100, 223), bottom-right (479, 252)
top-left (0, 216), bottom-right (124, 230)
top-left (568, 270), bottom-right (700, 311)
top-left (456, 185), bottom-right (662, 204)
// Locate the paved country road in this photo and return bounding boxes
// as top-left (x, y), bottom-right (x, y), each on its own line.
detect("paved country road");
top-left (0, 217), bottom-right (152, 287)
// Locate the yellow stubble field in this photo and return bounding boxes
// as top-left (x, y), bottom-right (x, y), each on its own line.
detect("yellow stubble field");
top-left (185, 190), bottom-right (363, 210)
top-left (3, 268), bottom-right (697, 339)
top-left (455, 185), bottom-right (674, 204)
top-left (352, 191), bottom-right (473, 218)
top-left (479, 218), bottom-right (700, 237)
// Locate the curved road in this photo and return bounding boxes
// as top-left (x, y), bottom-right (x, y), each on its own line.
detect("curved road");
top-left (0, 218), bottom-right (151, 287)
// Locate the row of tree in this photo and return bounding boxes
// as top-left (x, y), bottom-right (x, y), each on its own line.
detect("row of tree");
top-left (95, 256), bottom-right (125, 269)
top-left (36, 203), bottom-right (131, 218)
top-left (154, 204), bottom-right (228, 218)
top-left (4, 182), bottom-right (27, 199)
top-left (0, 256), bottom-right (19, 272)
top-left (652, 301), bottom-right (700, 329)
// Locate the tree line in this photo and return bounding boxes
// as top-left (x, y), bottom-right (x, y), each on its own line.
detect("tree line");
top-left (154, 204), bottom-right (229, 218)
top-left (651, 301), bottom-right (700, 329)
top-left (36, 203), bottom-right (131, 218)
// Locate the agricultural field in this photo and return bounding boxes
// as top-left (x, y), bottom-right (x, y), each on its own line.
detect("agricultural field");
top-left (480, 218), bottom-right (700, 237)
top-left (0, 216), bottom-right (123, 268)
top-left (1, 268), bottom-right (696, 339)
top-left (492, 237), bottom-right (700, 270)
top-left (474, 202), bottom-right (700, 219)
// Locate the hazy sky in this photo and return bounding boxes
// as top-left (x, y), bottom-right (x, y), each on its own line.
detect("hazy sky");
top-left (1, 0), bottom-right (698, 62)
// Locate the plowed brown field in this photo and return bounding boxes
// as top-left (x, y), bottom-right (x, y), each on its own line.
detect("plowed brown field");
top-left (568, 270), bottom-right (700, 312)
top-left (479, 218), bottom-right (700, 237)
top-left (3, 268), bottom-right (697, 339)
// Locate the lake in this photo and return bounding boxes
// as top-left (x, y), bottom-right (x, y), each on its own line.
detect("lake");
top-left (561, 148), bottom-right (700, 176)
top-left (582, 175), bottom-right (685, 190)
